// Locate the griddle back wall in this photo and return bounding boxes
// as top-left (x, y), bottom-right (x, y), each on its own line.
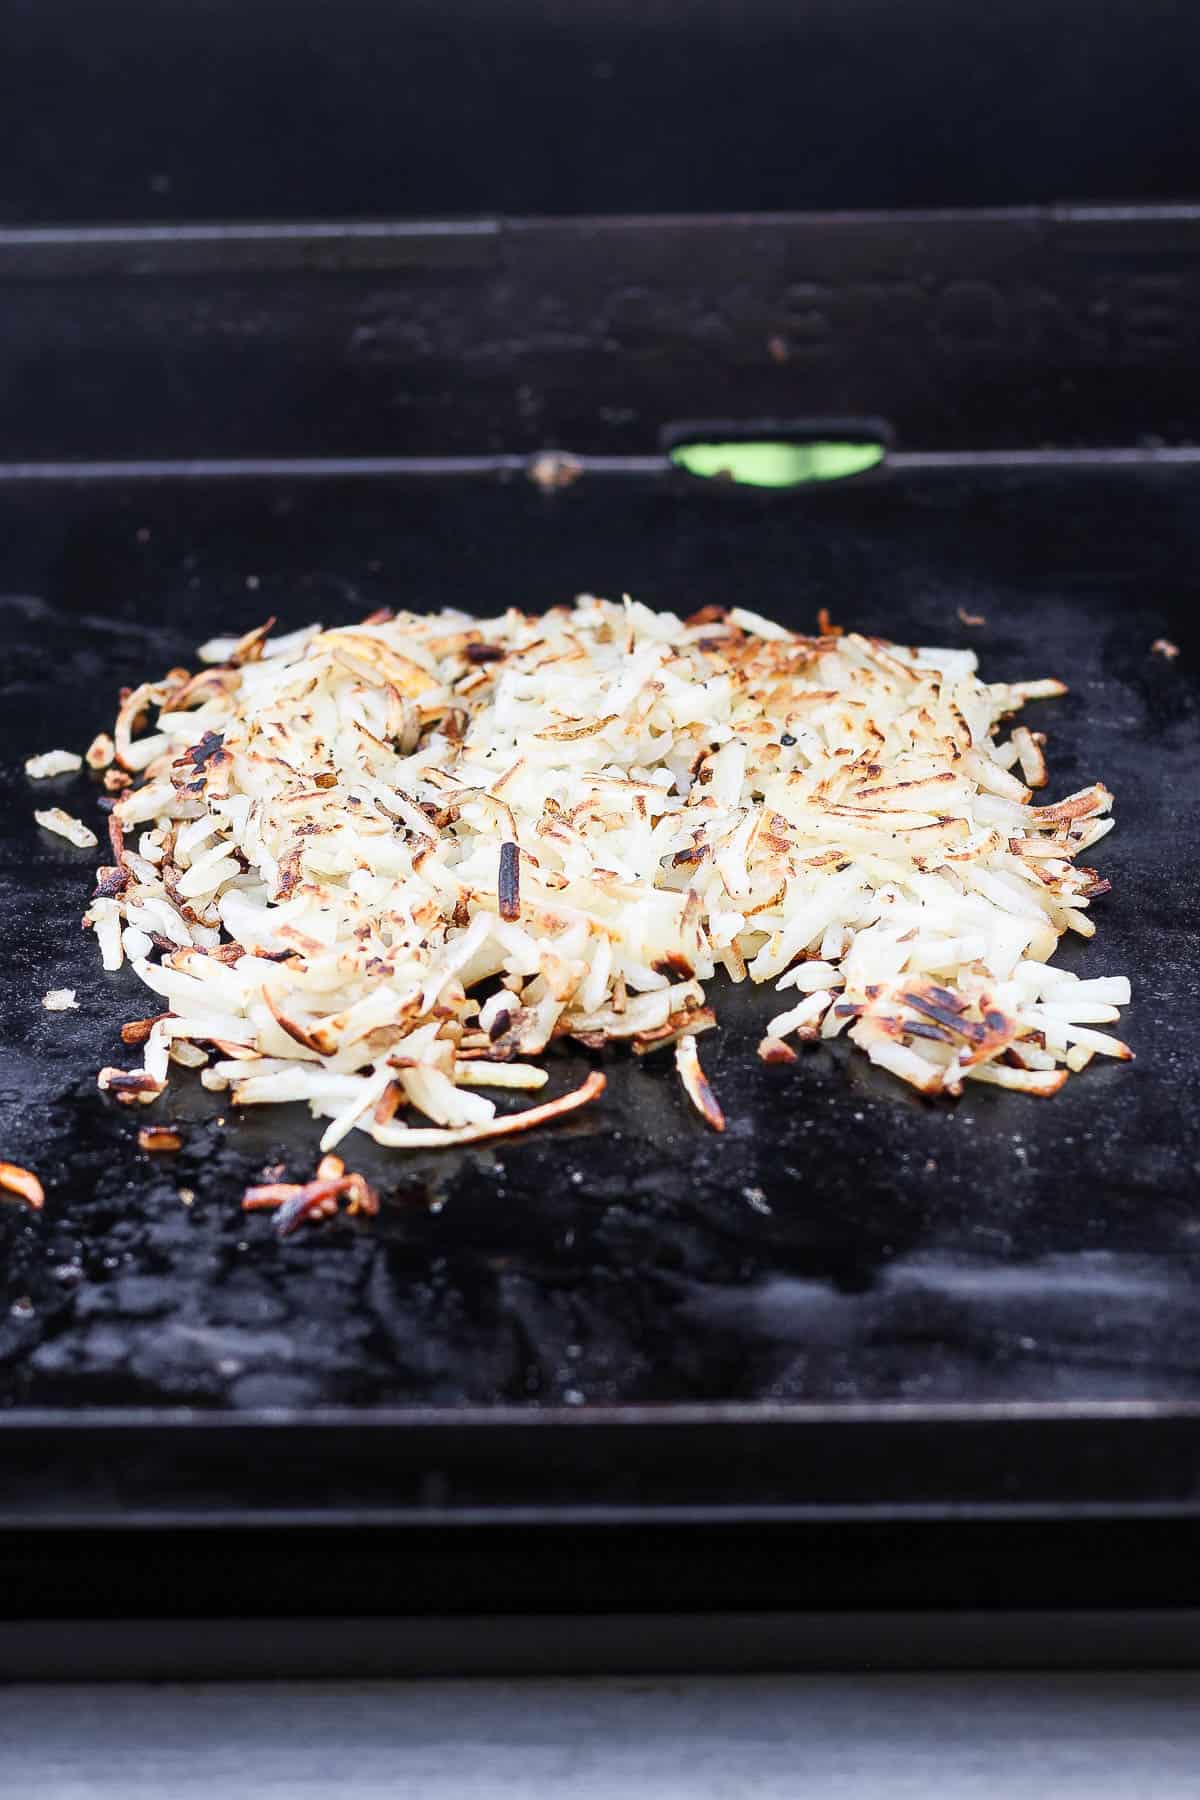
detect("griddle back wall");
top-left (3, 0), bottom-right (1200, 222)
top-left (7, 212), bottom-right (1200, 459)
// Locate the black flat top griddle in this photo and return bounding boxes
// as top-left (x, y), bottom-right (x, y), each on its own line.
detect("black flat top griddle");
top-left (1, 210), bottom-right (1200, 1662)
top-left (2, 456), bottom-right (1198, 1419)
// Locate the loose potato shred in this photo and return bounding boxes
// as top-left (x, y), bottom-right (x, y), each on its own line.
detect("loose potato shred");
top-left (0, 1162), bottom-right (44, 1212)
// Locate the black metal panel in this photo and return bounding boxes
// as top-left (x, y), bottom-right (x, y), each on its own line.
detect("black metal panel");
top-left (3, 1516), bottom-right (1200, 1621)
top-left (2, 0), bottom-right (1198, 224)
top-left (2, 1407), bottom-right (1200, 1524)
top-left (4, 211), bottom-right (1200, 457)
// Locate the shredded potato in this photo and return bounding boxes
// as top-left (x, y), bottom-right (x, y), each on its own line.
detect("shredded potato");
top-left (0, 1162), bottom-right (44, 1211)
top-left (25, 749), bottom-right (82, 779)
top-left (76, 597), bottom-right (1128, 1152)
top-left (35, 807), bottom-right (98, 849)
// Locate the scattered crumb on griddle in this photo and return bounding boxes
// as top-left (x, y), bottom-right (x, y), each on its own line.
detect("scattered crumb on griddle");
top-left (42, 988), bottom-right (78, 1011)
top-left (98, 1067), bottom-right (165, 1105)
top-left (957, 606), bottom-right (987, 628)
top-left (25, 749), bottom-right (82, 779)
top-left (138, 1124), bottom-right (184, 1153)
top-left (121, 1014), bottom-right (166, 1046)
top-left (34, 807), bottom-right (97, 849)
top-left (1152, 637), bottom-right (1180, 661)
top-left (242, 1151), bottom-right (380, 1237)
top-left (675, 1034), bottom-right (726, 1132)
top-left (0, 1162), bottom-right (44, 1212)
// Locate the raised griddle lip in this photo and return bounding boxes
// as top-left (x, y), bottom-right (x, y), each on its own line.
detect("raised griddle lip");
top-left (7, 1397), bottom-right (1200, 1428)
top-left (4, 1401), bottom-right (1200, 1532)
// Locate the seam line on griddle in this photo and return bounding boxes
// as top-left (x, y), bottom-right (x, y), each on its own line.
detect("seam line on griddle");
top-left (889, 448), bottom-right (1200, 469)
top-left (0, 456), bottom-right (672, 481)
top-left (3, 449), bottom-right (1200, 481)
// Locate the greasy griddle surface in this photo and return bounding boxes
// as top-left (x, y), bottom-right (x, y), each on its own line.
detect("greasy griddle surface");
top-left (1, 463), bottom-right (1197, 1410)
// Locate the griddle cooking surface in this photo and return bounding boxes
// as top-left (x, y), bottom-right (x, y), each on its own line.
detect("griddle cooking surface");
top-left (1, 462), bottom-right (1197, 1411)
